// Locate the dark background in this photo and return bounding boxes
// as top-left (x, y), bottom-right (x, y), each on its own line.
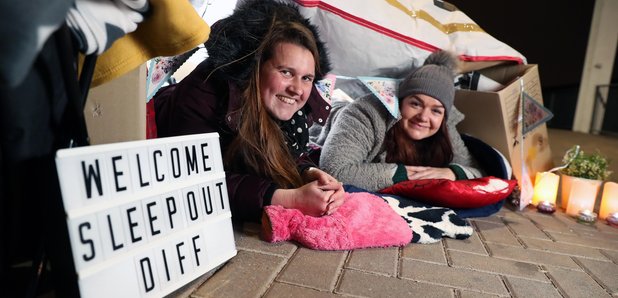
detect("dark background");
top-left (450, 0), bottom-right (618, 132)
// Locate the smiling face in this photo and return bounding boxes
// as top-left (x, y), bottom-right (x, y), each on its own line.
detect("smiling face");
top-left (399, 93), bottom-right (446, 141)
top-left (259, 42), bottom-right (316, 121)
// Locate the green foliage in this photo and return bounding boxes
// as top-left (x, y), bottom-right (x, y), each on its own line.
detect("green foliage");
top-left (560, 146), bottom-right (612, 180)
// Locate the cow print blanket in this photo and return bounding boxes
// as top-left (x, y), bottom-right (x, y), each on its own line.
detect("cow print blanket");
top-left (345, 186), bottom-right (473, 244)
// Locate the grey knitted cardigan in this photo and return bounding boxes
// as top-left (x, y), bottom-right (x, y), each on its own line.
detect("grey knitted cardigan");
top-left (318, 95), bottom-right (483, 192)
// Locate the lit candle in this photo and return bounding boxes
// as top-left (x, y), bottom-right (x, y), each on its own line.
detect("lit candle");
top-left (565, 177), bottom-right (602, 217)
top-left (599, 182), bottom-right (618, 220)
top-left (577, 209), bottom-right (597, 225)
top-left (532, 172), bottom-right (559, 206)
top-left (607, 213), bottom-right (618, 227)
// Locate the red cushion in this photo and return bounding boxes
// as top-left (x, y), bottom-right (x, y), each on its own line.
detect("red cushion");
top-left (379, 176), bottom-right (517, 209)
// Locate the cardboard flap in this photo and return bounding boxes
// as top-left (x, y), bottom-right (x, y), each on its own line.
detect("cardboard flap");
top-left (478, 64), bottom-right (535, 86)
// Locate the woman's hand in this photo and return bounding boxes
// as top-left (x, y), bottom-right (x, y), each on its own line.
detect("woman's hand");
top-left (405, 166), bottom-right (456, 181)
top-left (270, 167), bottom-right (345, 216)
top-left (302, 167), bottom-right (345, 214)
top-left (271, 180), bottom-right (344, 216)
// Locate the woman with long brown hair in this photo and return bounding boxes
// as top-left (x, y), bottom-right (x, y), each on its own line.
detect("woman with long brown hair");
top-left (319, 50), bottom-right (483, 192)
top-left (153, 0), bottom-right (344, 222)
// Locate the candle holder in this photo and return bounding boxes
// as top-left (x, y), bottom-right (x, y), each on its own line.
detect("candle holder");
top-left (577, 209), bottom-right (597, 225)
top-left (558, 145), bottom-right (611, 210)
top-left (532, 172), bottom-right (559, 208)
top-left (565, 177), bottom-right (602, 217)
top-left (536, 201), bottom-right (556, 214)
top-left (600, 182), bottom-right (618, 220)
top-left (607, 212), bottom-right (618, 227)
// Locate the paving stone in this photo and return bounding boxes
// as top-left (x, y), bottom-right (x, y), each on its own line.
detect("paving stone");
top-left (234, 225), bottom-right (298, 257)
top-left (444, 231), bottom-right (488, 255)
top-left (504, 276), bottom-right (562, 298)
top-left (400, 259), bottom-right (508, 296)
top-left (523, 212), bottom-right (573, 233)
top-left (551, 211), bottom-right (601, 234)
top-left (346, 247), bottom-right (399, 276)
top-left (546, 231), bottom-right (618, 252)
top-left (264, 282), bottom-right (338, 298)
top-left (168, 267), bottom-right (218, 298)
top-left (193, 250), bottom-right (286, 298)
top-left (473, 220), bottom-right (521, 246)
top-left (595, 222), bottom-right (618, 235)
top-left (602, 249), bottom-right (618, 263)
top-left (546, 265), bottom-right (612, 297)
top-left (277, 248), bottom-right (347, 291)
top-left (575, 257), bottom-right (618, 294)
top-left (502, 215), bottom-right (551, 240)
top-left (573, 226), bottom-right (618, 241)
top-left (402, 242), bottom-right (447, 264)
top-left (520, 236), bottom-right (610, 261)
top-left (471, 214), bottom-right (504, 224)
top-left (337, 269), bottom-right (454, 298)
top-left (458, 289), bottom-right (503, 298)
top-left (486, 243), bottom-right (580, 269)
top-left (495, 207), bottom-right (520, 218)
top-left (448, 250), bottom-right (548, 281)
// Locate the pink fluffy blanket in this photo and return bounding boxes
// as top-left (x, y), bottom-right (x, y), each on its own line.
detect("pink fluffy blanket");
top-left (262, 192), bottom-right (412, 250)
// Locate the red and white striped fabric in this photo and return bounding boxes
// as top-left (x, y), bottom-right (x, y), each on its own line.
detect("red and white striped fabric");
top-left (289, 0), bottom-right (526, 77)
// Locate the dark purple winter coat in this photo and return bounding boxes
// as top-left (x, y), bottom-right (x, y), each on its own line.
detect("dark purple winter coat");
top-left (153, 0), bottom-right (332, 222)
top-left (153, 60), bottom-right (331, 222)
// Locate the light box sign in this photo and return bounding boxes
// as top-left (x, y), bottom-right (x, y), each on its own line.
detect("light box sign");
top-left (55, 133), bottom-right (237, 297)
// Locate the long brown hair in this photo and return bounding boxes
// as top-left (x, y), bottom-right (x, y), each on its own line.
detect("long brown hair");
top-left (384, 117), bottom-right (453, 167)
top-left (224, 19), bottom-right (322, 188)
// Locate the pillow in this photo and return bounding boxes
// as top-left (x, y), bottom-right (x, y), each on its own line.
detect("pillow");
top-left (291, 0), bottom-right (526, 77)
top-left (379, 176), bottom-right (517, 209)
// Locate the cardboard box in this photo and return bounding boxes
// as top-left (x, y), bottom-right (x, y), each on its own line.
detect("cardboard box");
top-left (454, 64), bottom-right (554, 208)
top-left (84, 64), bottom-right (147, 145)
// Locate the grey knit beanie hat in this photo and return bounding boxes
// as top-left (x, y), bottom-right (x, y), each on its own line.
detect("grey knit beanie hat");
top-left (397, 50), bottom-right (458, 115)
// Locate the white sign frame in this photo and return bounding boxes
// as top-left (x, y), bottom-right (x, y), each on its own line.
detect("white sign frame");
top-left (55, 133), bottom-right (236, 297)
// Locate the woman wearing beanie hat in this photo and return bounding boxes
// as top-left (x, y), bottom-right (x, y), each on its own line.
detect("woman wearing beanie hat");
top-left (319, 50), bottom-right (483, 192)
top-left (153, 0), bottom-right (345, 222)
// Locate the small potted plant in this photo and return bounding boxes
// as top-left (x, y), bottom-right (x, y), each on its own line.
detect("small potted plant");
top-left (559, 145), bottom-right (612, 213)
top-left (560, 146), bottom-right (612, 180)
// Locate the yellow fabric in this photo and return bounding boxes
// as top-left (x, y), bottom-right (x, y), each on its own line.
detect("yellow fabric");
top-left (91, 0), bottom-right (210, 87)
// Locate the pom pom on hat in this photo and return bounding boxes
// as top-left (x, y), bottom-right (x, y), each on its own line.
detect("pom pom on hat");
top-left (397, 51), bottom-right (459, 115)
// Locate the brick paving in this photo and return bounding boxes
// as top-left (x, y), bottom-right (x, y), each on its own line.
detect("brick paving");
top-left (175, 205), bottom-right (618, 298)
top-left (169, 129), bottom-right (618, 297)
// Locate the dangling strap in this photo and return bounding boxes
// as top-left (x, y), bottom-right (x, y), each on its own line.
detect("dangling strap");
top-left (54, 23), bottom-right (97, 148)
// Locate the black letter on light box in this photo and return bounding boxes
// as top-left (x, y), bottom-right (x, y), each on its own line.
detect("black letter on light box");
top-left (185, 145), bottom-right (198, 176)
top-left (136, 153), bottom-right (150, 187)
top-left (107, 214), bottom-right (124, 251)
top-left (81, 160), bottom-right (103, 198)
top-left (192, 235), bottom-right (202, 266)
top-left (200, 143), bottom-right (211, 172)
top-left (111, 155), bottom-right (127, 192)
top-left (153, 150), bottom-right (165, 182)
top-left (176, 242), bottom-right (186, 275)
top-left (139, 257), bottom-right (155, 292)
top-left (201, 186), bottom-right (213, 215)
top-left (186, 191), bottom-right (199, 221)
top-left (127, 207), bottom-right (142, 243)
top-left (161, 249), bottom-right (171, 282)
top-left (166, 196), bottom-right (177, 229)
top-left (216, 182), bottom-right (226, 210)
top-left (170, 148), bottom-right (181, 178)
top-left (146, 201), bottom-right (160, 236)
top-left (78, 222), bottom-right (95, 261)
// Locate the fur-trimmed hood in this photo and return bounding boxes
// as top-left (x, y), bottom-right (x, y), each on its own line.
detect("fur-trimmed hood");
top-left (203, 0), bottom-right (331, 86)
